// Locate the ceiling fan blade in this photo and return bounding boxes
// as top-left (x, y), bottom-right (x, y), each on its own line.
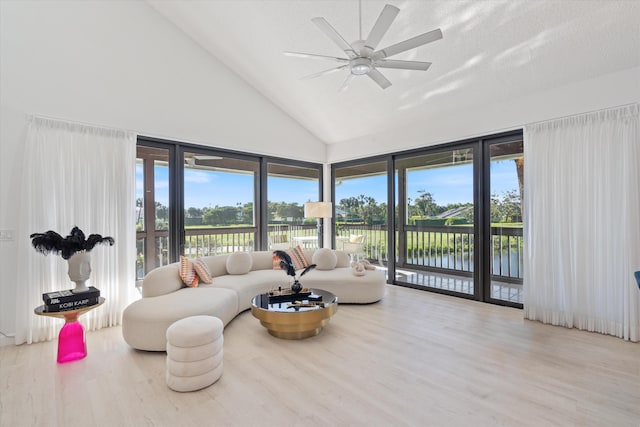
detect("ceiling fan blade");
top-left (338, 74), bottom-right (355, 92)
top-left (193, 155), bottom-right (223, 160)
top-left (367, 68), bottom-right (392, 89)
top-left (283, 51), bottom-right (349, 62)
top-left (374, 28), bottom-right (443, 60)
top-left (301, 64), bottom-right (348, 80)
top-left (362, 4), bottom-right (400, 55)
top-left (311, 17), bottom-right (358, 58)
top-left (374, 59), bottom-right (432, 71)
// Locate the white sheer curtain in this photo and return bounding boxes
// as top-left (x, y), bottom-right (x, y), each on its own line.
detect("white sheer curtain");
top-left (15, 116), bottom-right (137, 345)
top-left (523, 104), bottom-right (640, 341)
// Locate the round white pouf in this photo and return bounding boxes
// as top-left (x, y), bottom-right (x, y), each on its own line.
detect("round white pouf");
top-left (166, 315), bottom-right (223, 392)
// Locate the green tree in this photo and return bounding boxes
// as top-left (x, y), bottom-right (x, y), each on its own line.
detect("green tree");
top-left (491, 190), bottom-right (521, 223)
top-left (155, 201), bottom-right (168, 230)
top-left (203, 205), bottom-right (239, 226)
top-left (136, 198), bottom-right (144, 230)
top-left (338, 195), bottom-right (383, 225)
top-left (186, 207), bottom-right (203, 218)
top-left (277, 202), bottom-right (303, 222)
top-left (240, 202), bottom-right (254, 224)
top-left (414, 191), bottom-right (439, 217)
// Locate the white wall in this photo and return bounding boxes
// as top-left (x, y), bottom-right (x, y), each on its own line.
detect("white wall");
top-left (0, 0), bottom-right (325, 341)
top-left (327, 66), bottom-right (640, 163)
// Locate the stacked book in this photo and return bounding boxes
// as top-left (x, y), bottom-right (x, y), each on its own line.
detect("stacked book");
top-left (42, 287), bottom-right (101, 312)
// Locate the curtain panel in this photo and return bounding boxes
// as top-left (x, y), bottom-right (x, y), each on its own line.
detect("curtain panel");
top-left (523, 104), bottom-right (640, 341)
top-left (15, 116), bottom-right (137, 345)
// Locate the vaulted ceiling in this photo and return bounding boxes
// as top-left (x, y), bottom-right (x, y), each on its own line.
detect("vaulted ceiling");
top-left (148, 0), bottom-right (640, 145)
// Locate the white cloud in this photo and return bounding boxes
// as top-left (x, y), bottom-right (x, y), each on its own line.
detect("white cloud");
top-left (184, 171), bottom-right (211, 184)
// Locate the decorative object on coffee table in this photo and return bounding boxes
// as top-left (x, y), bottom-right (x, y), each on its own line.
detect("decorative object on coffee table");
top-left (272, 249), bottom-right (316, 293)
top-left (30, 226), bottom-right (114, 293)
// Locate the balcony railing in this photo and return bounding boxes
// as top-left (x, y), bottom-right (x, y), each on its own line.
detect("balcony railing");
top-left (404, 225), bottom-right (474, 273)
top-left (404, 225), bottom-right (523, 283)
top-left (338, 224), bottom-right (523, 283)
top-left (137, 224), bottom-right (523, 284)
top-left (184, 226), bottom-right (256, 257)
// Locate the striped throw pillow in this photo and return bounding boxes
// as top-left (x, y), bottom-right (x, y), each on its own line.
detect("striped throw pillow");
top-left (288, 245), bottom-right (311, 270)
top-left (193, 258), bottom-right (212, 284)
top-left (179, 256), bottom-right (199, 288)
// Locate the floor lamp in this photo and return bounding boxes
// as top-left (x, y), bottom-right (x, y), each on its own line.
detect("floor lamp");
top-left (304, 202), bottom-right (332, 248)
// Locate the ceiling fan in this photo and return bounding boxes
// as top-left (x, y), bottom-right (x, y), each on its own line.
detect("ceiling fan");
top-left (185, 155), bottom-right (223, 167)
top-left (284, 2), bottom-right (443, 91)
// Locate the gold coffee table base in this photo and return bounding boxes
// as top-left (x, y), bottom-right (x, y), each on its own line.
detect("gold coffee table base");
top-left (251, 289), bottom-right (338, 340)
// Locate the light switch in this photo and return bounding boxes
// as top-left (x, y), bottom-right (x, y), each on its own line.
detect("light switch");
top-left (0, 230), bottom-right (15, 241)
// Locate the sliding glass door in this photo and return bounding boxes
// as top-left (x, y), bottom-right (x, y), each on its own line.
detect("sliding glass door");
top-left (332, 160), bottom-right (389, 267)
top-left (485, 138), bottom-right (524, 305)
top-left (330, 130), bottom-right (523, 307)
top-left (136, 145), bottom-right (174, 280)
top-left (266, 162), bottom-right (320, 250)
top-left (395, 146), bottom-right (478, 298)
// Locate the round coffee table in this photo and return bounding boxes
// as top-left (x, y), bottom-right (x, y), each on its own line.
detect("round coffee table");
top-left (251, 288), bottom-right (337, 339)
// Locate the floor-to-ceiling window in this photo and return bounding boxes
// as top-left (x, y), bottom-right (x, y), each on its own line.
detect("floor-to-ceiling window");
top-left (332, 159), bottom-right (389, 267)
top-left (182, 149), bottom-right (259, 256)
top-left (395, 145), bottom-right (478, 299)
top-left (484, 137), bottom-right (524, 305)
top-left (136, 137), bottom-right (322, 277)
top-left (136, 145), bottom-right (174, 280)
top-left (266, 161), bottom-right (321, 249)
top-left (331, 130), bottom-right (523, 307)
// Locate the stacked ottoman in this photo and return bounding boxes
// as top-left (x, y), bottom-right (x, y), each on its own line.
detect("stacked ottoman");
top-left (166, 315), bottom-right (224, 392)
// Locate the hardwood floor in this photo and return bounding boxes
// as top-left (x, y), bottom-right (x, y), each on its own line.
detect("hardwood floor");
top-left (1, 285), bottom-right (638, 426)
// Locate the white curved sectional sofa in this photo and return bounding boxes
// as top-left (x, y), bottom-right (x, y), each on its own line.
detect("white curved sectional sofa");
top-left (122, 249), bottom-right (386, 351)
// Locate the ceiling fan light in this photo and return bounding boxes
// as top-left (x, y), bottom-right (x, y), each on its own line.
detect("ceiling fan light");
top-left (350, 58), bottom-right (371, 75)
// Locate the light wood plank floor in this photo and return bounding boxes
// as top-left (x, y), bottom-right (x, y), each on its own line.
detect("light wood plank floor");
top-left (1, 285), bottom-right (638, 427)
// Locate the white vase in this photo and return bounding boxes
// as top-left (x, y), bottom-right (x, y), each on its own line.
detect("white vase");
top-left (67, 252), bottom-right (92, 293)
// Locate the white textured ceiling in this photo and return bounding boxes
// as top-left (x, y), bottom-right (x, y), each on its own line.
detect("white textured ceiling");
top-left (148, 0), bottom-right (640, 144)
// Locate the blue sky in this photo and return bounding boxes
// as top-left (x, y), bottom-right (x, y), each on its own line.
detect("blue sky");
top-left (336, 159), bottom-right (517, 206)
top-left (136, 166), bottom-right (319, 208)
top-left (136, 160), bottom-right (518, 208)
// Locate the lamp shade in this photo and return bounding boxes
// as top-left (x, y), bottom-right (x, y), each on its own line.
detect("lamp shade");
top-left (304, 202), bottom-right (333, 218)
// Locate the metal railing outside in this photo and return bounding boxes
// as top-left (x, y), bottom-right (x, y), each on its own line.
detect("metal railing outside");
top-left (137, 224), bottom-right (523, 283)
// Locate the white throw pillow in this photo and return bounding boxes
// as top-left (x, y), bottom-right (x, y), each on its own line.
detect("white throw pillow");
top-left (312, 248), bottom-right (337, 270)
top-left (226, 252), bottom-right (253, 275)
top-left (334, 250), bottom-right (351, 268)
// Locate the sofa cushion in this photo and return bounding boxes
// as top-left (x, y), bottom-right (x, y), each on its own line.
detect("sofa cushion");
top-left (334, 250), bottom-right (350, 268)
top-left (203, 255), bottom-right (228, 278)
top-left (122, 287), bottom-right (238, 351)
top-left (302, 268), bottom-right (386, 304)
top-left (142, 263), bottom-right (183, 298)
top-left (226, 251), bottom-right (252, 275)
top-left (312, 248), bottom-right (337, 270)
top-left (213, 269), bottom-right (288, 312)
top-left (252, 251), bottom-right (275, 271)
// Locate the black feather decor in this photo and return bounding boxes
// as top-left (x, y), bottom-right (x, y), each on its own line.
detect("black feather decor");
top-left (272, 250), bottom-right (316, 293)
top-left (273, 250), bottom-right (296, 277)
top-left (30, 226), bottom-right (115, 260)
